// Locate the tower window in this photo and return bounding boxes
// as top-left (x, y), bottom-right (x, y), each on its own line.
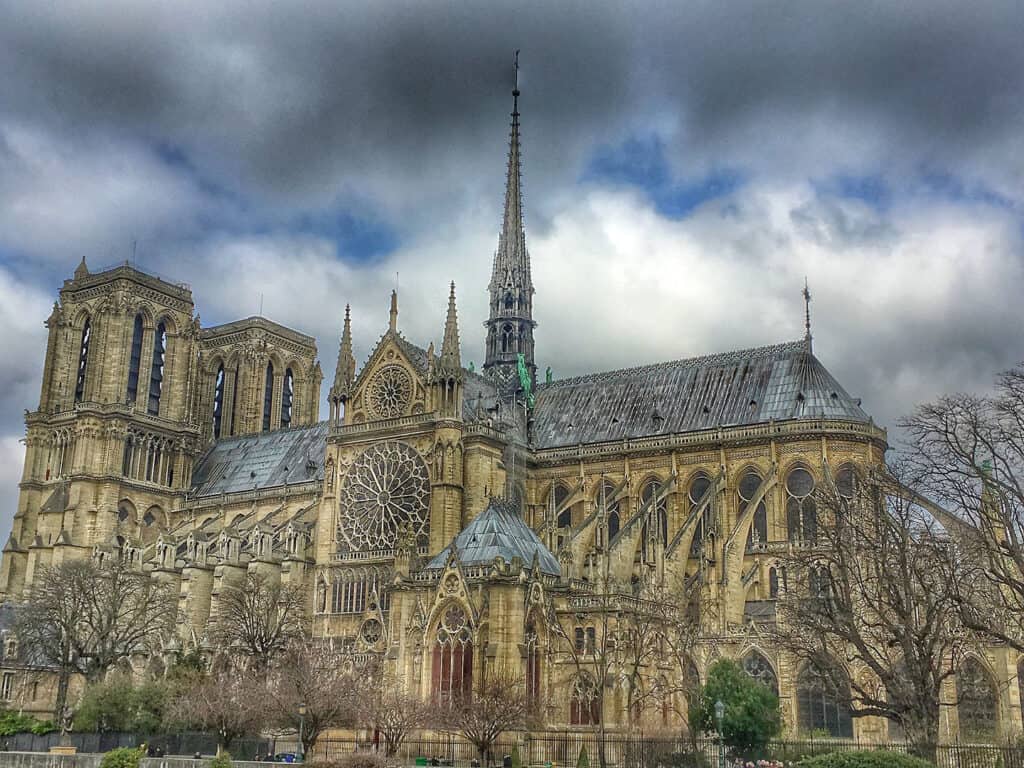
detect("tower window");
top-left (262, 362), bottom-right (274, 432)
top-left (212, 365), bottom-right (225, 439)
top-left (74, 319), bottom-right (91, 403)
top-left (147, 321), bottom-right (167, 416)
top-left (501, 324), bottom-right (514, 354)
top-left (126, 314), bottom-right (144, 404)
top-left (281, 368), bottom-right (294, 428)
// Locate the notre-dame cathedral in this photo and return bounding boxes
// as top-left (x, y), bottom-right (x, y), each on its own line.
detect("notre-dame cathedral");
top-left (0, 82), bottom-right (1018, 743)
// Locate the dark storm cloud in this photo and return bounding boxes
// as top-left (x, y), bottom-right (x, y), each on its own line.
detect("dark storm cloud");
top-left (0, 0), bottom-right (1020, 222)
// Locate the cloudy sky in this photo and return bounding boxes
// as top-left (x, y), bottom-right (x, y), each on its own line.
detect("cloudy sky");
top-left (1, 0), bottom-right (1023, 531)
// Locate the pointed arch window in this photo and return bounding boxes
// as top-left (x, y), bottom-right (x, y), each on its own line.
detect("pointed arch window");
top-left (525, 620), bottom-right (541, 706)
top-left (786, 467), bottom-right (817, 542)
top-left (126, 314), bottom-right (144, 404)
top-left (598, 480), bottom-right (621, 543)
top-left (74, 319), bottom-right (91, 403)
top-left (742, 651), bottom-right (779, 696)
top-left (570, 674), bottom-right (601, 725)
top-left (262, 362), bottom-right (274, 432)
top-left (501, 324), bottom-right (514, 354)
top-left (958, 659), bottom-right (998, 741)
top-left (739, 470), bottom-right (767, 549)
top-left (281, 368), bottom-right (294, 428)
top-left (690, 474), bottom-right (713, 555)
top-left (147, 321), bottom-right (167, 415)
top-left (432, 605), bottom-right (473, 704)
top-left (641, 479), bottom-right (668, 558)
top-left (797, 662), bottom-right (853, 737)
top-left (555, 484), bottom-right (572, 529)
top-left (212, 365), bottom-right (225, 439)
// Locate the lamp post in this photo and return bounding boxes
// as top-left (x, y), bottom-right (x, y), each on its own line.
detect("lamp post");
top-left (714, 700), bottom-right (726, 768)
top-left (298, 702), bottom-right (307, 763)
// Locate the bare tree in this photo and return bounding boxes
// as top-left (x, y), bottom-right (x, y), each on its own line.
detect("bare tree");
top-left (902, 364), bottom-right (1024, 652)
top-left (365, 681), bottom-right (432, 757)
top-left (209, 572), bottom-right (306, 667)
top-left (166, 668), bottom-right (266, 755)
top-left (266, 639), bottom-right (364, 758)
top-left (545, 591), bottom-right (616, 768)
top-left (434, 666), bottom-right (532, 767)
top-left (773, 465), bottom-right (975, 761)
top-left (15, 558), bottom-right (174, 718)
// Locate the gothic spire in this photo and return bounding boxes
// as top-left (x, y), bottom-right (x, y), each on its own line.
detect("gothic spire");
top-left (802, 278), bottom-right (813, 353)
top-left (490, 50), bottom-right (531, 296)
top-left (329, 304), bottom-right (356, 419)
top-left (389, 289), bottom-right (399, 333)
top-left (484, 51), bottom-right (537, 390)
top-left (439, 281), bottom-right (462, 374)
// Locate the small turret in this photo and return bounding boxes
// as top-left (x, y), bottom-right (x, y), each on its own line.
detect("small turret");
top-left (434, 283), bottom-right (463, 419)
top-left (329, 304), bottom-right (357, 423)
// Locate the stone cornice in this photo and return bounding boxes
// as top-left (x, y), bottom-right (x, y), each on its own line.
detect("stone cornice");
top-left (530, 418), bottom-right (887, 466)
top-left (201, 316), bottom-right (316, 351)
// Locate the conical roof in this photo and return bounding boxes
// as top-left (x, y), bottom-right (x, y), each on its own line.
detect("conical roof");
top-left (426, 497), bottom-right (560, 576)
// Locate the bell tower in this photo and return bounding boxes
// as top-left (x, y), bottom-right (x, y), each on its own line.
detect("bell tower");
top-left (483, 53), bottom-right (536, 394)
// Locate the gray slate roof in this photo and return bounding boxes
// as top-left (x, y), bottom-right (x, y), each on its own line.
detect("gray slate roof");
top-left (426, 498), bottom-right (561, 576)
top-left (531, 340), bottom-right (869, 449)
top-left (190, 422), bottom-right (329, 497)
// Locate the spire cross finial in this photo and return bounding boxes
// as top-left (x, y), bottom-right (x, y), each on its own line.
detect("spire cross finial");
top-left (802, 277), bottom-right (813, 350)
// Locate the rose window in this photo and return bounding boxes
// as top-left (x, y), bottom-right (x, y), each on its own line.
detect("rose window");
top-left (360, 618), bottom-right (384, 646)
top-left (337, 441), bottom-right (430, 551)
top-left (368, 365), bottom-right (413, 418)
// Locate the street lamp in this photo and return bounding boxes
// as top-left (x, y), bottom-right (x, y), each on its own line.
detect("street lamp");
top-left (714, 700), bottom-right (725, 768)
top-left (298, 702), bottom-right (307, 763)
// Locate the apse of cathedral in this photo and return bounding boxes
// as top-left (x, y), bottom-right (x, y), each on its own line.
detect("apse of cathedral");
top-left (2, 79), bottom-right (1013, 740)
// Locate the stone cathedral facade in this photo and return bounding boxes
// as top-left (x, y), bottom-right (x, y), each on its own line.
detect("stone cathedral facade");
top-left (0, 86), bottom-right (1019, 743)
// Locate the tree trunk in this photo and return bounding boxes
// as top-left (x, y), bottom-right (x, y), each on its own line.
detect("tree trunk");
top-left (53, 664), bottom-right (71, 722)
top-left (902, 710), bottom-right (940, 765)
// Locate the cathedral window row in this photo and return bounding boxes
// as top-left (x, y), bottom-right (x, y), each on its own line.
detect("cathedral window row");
top-left (569, 674), bottom-right (600, 726)
top-left (121, 432), bottom-right (178, 487)
top-left (316, 568), bottom-right (391, 614)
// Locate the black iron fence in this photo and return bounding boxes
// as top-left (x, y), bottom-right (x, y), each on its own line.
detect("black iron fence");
top-left (315, 735), bottom-right (1024, 768)
top-left (0, 732), bottom-right (272, 760)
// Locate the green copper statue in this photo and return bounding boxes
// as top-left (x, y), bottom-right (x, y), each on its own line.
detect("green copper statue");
top-left (517, 353), bottom-right (535, 409)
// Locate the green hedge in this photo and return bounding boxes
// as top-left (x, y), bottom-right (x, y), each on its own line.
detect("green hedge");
top-left (797, 751), bottom-right (935, 768)
top-left (0, 708), bottom-right (55, 736)
top-left (99, 747), bottom-right (145, 768)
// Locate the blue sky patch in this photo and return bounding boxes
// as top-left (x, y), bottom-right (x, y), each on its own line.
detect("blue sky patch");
top-left (584, 135), bottom-right (743, 219)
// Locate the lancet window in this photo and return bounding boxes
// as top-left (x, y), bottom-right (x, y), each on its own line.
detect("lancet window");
top-left (555, 484), bottom-right (572, 529)
top-left (689, 473), bottom-right (713, 555)
top-left (74, 319), bottom-right (91, 403)
top-left (597, 480), bottom-right (621, 544)
top-left (147, 321), bottom-right (167, 416)
top-left (212, 365), bottom-right (225, 439)
top-left (432, 605), bottom-right (473, 703)
top-left (126, 314), bottom-right (144, 404)
top-left (262, 362), bottom-right (274, 432)
top-left (525, 620), bottom-right (541, 705)
top-left (739, 469), bottom-right (767, 549)
top-left (281, 368), bottom-right (294, 428)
